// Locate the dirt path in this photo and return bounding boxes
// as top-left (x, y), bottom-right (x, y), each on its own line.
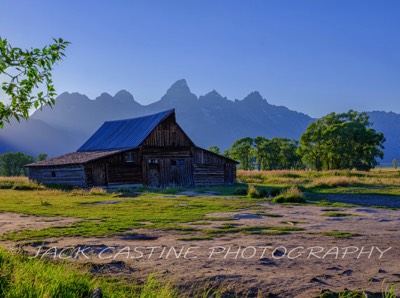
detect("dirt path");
top-left (0, 212), bottom-right (78, 236)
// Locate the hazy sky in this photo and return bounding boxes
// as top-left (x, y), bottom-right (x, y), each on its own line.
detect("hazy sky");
top-left (1, 1), bottom-right (399, 117)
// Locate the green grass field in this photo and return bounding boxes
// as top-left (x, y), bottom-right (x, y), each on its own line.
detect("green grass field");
top-left (0, 169), bottom-right (399, 241)
top-left (0, 169), bottom-right (399, 297)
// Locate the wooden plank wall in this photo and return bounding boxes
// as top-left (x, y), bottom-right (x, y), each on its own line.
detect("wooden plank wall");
top-left (28, 166), bottom-right (86, 187)
top-left (192, 147), bottom-right (237, 185)
top-left (192, 147), bottom-right (230, 164)
top-left (193, 164), bottom-right (225, 186)
top-left (142, 114), bottom-right (192, 147)
top-left (84, 150), bottom-right (142, 187)
top-left (107, 163), bottom-right (143, 185)
top-left (142, 156), bottom-right (194, 187)
top-left (224, 164), bottom-right (236, 183)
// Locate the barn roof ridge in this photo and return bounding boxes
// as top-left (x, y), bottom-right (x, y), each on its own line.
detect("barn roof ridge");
top-left (77, 109), bottom-right (177, 152)
top-left (103, 108), bottom-right (175, 124)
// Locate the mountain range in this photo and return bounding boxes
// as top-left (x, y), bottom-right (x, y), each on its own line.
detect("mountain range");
top-left (0, 79), bottom-right (398, 163)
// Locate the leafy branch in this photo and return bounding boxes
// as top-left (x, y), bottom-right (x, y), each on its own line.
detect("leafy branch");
top-left (0, 37), bottom-right (70, 128)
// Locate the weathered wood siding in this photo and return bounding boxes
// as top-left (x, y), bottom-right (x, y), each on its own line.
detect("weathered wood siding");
top-left (84, 150), bottom-right (143, 187)
top-left (28, 166), bottom-right (86, 187)
top-left (142, 114), bottom-right (193, 147)
top-left (193, 164), bottom-right (225, 186)
top-left (192, 148), bottom-right (236, 186)
top-left (224, 164), bottom-right (236, 183)
top-left (142, 148), bottom-right (194, 187)
top-left (107, 164), bottom-right (142, 185)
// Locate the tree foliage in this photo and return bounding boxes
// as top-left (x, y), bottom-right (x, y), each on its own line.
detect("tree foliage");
top-left (298, 110), bottom-right (385, 171)
top-left (227, 110), bottom-right (385, 172)
top-left (37, 153), bottom-right (48, 161)
top-left (227, 137), bottom-right (302, 170)
top-left (0, 152), bottom-right (46, 176)
top-left (208, 146), bottom-right (220, 154)
top-left (0, 37), bottom-right (70, 128)
top-left (229, 137), bottom-right (254, 170)
top-left (392, 159), bottom-right (399, 169)
top-left (0, 152), bottom-right (34, 176)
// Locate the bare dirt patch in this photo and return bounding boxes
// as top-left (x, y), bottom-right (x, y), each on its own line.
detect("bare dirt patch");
top-left (6, 203), bottom-right (400, 297)
top-left (0, 212), bottom-right (78, 236)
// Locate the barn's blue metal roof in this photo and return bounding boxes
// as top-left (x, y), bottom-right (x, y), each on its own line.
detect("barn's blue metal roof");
top-left (77, 109), bottom-right (175, 152)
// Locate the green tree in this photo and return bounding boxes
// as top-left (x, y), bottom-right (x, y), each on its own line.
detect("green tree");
top-left (230, 137), bottom-right (253, 170)
top-left (228, 136), bottom-right (302, 171)
top-left (274, 138), bottom-right (302, 170)
top-left (222, 148), bottom-right (231, 158)
top-left (0, 152), bottom-right (35, 176)
top-left (297, 121), bottom-right (325, 171)
top-left (298, 110), bottom-right (385, 171)
top-left (0, 37), bottom-right (70, 128)
top-left (253, 136), bottom-right (268, 170)
top-left (37, 153), bottom-right (48, 161)
top-left (208, 146), bottom-right (220, 154)
top-left (393, 159), bottom-right (399, 169)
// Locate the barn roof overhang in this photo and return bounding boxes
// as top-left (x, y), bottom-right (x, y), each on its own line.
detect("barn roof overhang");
top-left (25, 149), bottom-right (130, 167)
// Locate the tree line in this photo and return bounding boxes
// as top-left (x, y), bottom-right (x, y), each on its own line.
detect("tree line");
top-left (0, 152), bottom-right (47, 176)
top-left (210, 110), bottom-right (386, 171)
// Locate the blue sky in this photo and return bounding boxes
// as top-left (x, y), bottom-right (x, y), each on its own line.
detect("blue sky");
top-left (1, 0), bottom-right (399, 117)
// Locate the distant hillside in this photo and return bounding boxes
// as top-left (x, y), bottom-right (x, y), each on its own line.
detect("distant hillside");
top-left (367, 111), bottom-right (400, 164)
top-left (0, 79), bottom-right (398, 162)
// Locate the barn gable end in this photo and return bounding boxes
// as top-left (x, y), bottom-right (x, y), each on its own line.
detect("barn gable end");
top-left (141, 112), bottom-right (194, 148)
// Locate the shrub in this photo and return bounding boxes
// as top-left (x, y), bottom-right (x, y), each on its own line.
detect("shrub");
top-left (89, 187), bottom-right (107, 195)
top-left (247, 185), bottom-right (261, 198)
top-left (272, 186), bottom-right (306, 204)
top-left (0, 181), bottom-right (13, 189)
top-left (47, 184), bottom-right (74, 191)
top-left (12, 184), bottom-right (39, 191)
top-left (70, 189), bottom-right (88, 196)
top-left (257, 187), bottom-right (270, 198)
top-left (269, 188), bottom-right (281, 197)
top-left (246, 185), bottom-right (270, 198)
top-left (234, 187), bottom-right (248, 196)
top-left (11, 181), bottom-right (44, 191)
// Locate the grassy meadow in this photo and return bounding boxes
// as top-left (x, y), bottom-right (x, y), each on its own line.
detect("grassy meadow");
top-left (0, 169), bottom-right (399, 241)
top-left (0, 169), bottom-right (399, 297)
top-left (238, 168), bottom-right (400, 196)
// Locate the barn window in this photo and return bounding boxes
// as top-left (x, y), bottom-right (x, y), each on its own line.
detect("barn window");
top-left (171, 159), bottom-right (184, 167)
top-left (125, 152), bottom-right (134, 163)
top-left (149, 159), bottom-right (158, 164)
top-left (51, 171), bottom-right (56, 177)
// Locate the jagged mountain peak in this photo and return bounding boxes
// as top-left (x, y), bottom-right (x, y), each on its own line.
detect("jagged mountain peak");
top-left (166, 79), bottom-right (191, 94)
top-left (206, 90), bottom-right (223, 98)
top-left (199, 89), bottom-right (230, 106)
top-left (160, 79), bottom-right (198, 103)
top-left (242, 91), bottom-right (267, 104)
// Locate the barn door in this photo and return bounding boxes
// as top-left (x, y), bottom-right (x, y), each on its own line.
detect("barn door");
top-left (148, 163), bottom-right (160, 187)
top-left (92, 164), bottom-right (106, 186)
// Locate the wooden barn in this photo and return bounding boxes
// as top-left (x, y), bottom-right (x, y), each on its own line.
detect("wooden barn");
top-left (26, 109), bottom-right (238, 188)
